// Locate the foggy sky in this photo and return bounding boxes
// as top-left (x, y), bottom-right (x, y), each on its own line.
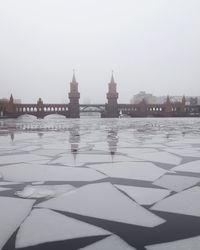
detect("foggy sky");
top-left (0, 0), bottom-right (200, 104)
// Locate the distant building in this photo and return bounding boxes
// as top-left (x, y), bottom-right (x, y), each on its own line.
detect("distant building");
top-left (0, 98), bottom-right (21, 104)
top-left (189, 97), bottom-right (198, 105)
top-left (14, 99), bottom-right (21, 104)
top-left (131, 91), bottom-right (156, 104)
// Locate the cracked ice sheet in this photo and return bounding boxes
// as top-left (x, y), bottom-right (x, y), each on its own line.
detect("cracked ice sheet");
top-left (32, 149), bottom-right (67, 157)
top-left (0, 197), bottom-right (35, 250)
top-left (172, 160), bottom-right (200, 173)
top-left (117, 148), bottom-right (158, 156)
top-left (50, 154), bottom-right (133, 166)
top-left (20, 146), bottom-right (41, 152)
top-left (0, 163), bottom-right (106, 182)
top-left (89, 162), bottom-right (167, 182)
top-left (151, 186), bottom-right (200, 217)
top-left (0, 154), bottom-right (50, 165)
top-left (153, 175), bottom-right (200, 192)
top-left (15, 208), bottom-right (111, 248)
top-left (0, 187), bottom-right (11, 192)
top-left (16, 184), bottom-right (75, 198)
top-left (79, 235), bottom-right (137, 250)
top-left (145, 236), bottom-right (200, 250)
top-left (115, 185), bottom-right (171, 205)
top-left (0, 181), bottom-right (22, 186)
top-left (163, 148), bottom-right (200, 158)
top-left (135, 152), bottom-right (182, 165)
top-left (37, 182), bottom-right (165, 227)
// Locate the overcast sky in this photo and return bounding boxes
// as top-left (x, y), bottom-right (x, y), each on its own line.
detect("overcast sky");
top-left (0, 0), bottom-right (200, 104)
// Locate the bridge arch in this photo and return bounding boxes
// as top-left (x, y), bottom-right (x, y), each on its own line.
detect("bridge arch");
top-left (80, 105), bottom-right (105, 113)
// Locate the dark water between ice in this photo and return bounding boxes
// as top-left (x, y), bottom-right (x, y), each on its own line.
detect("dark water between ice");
top-left (0, 116), bottom-right (200, 250)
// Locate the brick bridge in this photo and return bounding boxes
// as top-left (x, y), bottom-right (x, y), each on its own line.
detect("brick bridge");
top-left (0, 73), bottom-right (200, 118)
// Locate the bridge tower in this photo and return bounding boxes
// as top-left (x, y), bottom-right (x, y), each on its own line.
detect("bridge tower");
top-left (106, 72), bottom-right (119, 118)
top-left (8, 94), bottom-right (15, 113)
top-left (68, 71), bottom-right (80, 118)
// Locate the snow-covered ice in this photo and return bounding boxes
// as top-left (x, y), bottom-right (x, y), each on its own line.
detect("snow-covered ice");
top-left (151, 186), bottom-right (200, 217)
top-left (0, 163), bottom-right (106, 182)
top-left (16, 184), bottom-right (75, 198)
top-left (15, 208), bottom-right (111, 248)
top-left (115, 185), bottom-right (171, 205)
top-left (0, 197), bottom-right (35, 250)
top-left (145, 236), bottom-right (200, 250)
top-left (0, 154), bottom-right (50, 165)
top-left (89, 162), bottom-right (167, 181)
top-left (153, 175), bottom-right (200, 192)
top-left (0, 187), bottom-right (11, 192)
top-left (37, 182), bottom-right (165, 227)
top-left (79, 235), bottom-right (137, 250)
top-left (172, 160), bottom-right (200, 173)
top-left (136, 152), bottom-right (182, 165)
top-left (0, 181), bottom-right (22, 186)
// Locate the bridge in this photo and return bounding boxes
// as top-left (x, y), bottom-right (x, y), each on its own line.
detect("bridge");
top-left (0, 73), bottom-right (200, 118)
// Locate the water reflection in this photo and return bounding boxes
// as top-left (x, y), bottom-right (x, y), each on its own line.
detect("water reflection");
top-left (69, 124), bottom-right (80, 162)
top-left (107, 129), bottom-right (118, 161)
top-left (10, 131), bottom-right (14, 141)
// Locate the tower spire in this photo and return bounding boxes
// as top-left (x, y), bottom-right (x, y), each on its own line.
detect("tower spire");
top-left (10, 94), bottom-right (14, 103)
top-left (111, 70), bottom-right (115, 83)
top-left (72, 69), bottom-right (76, 83)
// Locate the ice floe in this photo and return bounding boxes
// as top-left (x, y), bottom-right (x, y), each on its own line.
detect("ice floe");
top-left (0, 187), bottom-right (11, 192)
top-left (164, 148), bottom-right (200, 158)
top-left (15, 208), bottom-right (111, 248)
top-left (136, 152), bottom-right (182, 165)
top-left (16, 184), bottom-right (75, 198)
top-left (37, 182), bottom-right (165, 227)
top-left (117, 147), bottom-right (158, 157)
top-left (20, 146), bottom-right (41, 152)
top-left (0, 181), bottom-right (21, 186)
top-left (0, 154), bottom-right (50, 165)
top-left (145, 235), bottom-right (200, 250)
top-left (89, 162), bottom-right (167, 181)
top-left (0, 197), bottom-right (35, 250)
top-left (0, 163), bottom-right (106, 182)
top-left (115, 185), bottom-right (171, 205)
top-left (153, 175), bottom-right (200, 192)
top-left (151, 186), bottom-right (200, 217)
top-left (33, 149), bottom-right (66, 157)
top-left (79, 235), bottom-right (136, 250)
top-left (172, 160), bottom-right (200, 173)
top-left (50, 153), bottom-right (131, 166)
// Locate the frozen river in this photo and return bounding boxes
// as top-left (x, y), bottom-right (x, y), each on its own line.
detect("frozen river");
top-left (0, 116), bottom-right (200, 250)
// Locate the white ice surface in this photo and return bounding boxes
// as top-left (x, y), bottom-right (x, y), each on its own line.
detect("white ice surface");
top-left (37, 182), bottom-right (165, 227)
top-left (0, 181), bottom-right (21, 186)
top-left (117, 148), bottom-right (158, 156)
top-left (16, 184), bottom-right (75, 198)
top-left (151, 186), bottom-right (200, 217)
top-left (50, 153), bottom-right (131, 166)
top-left (115, 185), bottom-right (171, 205)
top-left (0, 187), bottom-right (11, 192)
top-left (0, 163), bottom-right (106, 182)
top-left (153, 175), bottom-right (200, 192)
top-left (136, 152), bottom-right (182, 165)
top-left (0, 197), bottom-right (35, 250)
top-left (172, 160), bottom-right (200, 173)
top-left (89, 162), bottom-right (167, 181)
top-left (0, 154), bottom-right (49, 165)
top-left (33, 149), bottom-right (66, 157)
top-left (164, 148), bottom-right (200, 158)
top-left (20, 146), bottom-right (40, 152)
top-left (145, 236), bottom-right (200, 250)
top-left (15, 208), bottom-right (111, 248)
top-left (79, 235), bottom-right (137, 250)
